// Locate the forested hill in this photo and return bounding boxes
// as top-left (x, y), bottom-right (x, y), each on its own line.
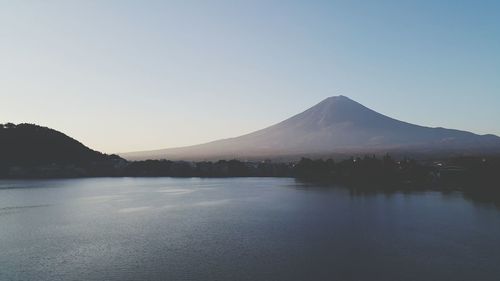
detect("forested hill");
top-left (0, 123), bottom-right (123, 177)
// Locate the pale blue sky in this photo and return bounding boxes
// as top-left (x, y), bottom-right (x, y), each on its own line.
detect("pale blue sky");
top-left (1, 0), bottom-right (499, 153)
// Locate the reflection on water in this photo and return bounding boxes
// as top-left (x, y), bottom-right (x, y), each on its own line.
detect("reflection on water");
top-left (0, 177), bottom-right (499, 281)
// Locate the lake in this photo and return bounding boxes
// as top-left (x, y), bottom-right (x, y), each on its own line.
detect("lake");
top-left (1, 177), bottom-right (499, 281)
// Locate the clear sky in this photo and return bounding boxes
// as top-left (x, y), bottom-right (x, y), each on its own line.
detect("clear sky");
top-left (1, 0), bottom-right (499, 153)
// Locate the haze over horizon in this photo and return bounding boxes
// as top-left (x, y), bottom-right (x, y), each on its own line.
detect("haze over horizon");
top-left (1, 0), bottom-right (499, 153)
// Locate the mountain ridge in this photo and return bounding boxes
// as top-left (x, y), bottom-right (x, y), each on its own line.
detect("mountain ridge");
top-left (120, 96), bottom-right (500, 161)
top-left (0, 123), bottom-right (124, 177)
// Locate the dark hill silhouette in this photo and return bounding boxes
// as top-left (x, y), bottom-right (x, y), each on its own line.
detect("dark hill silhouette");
top-left (0, 123), bottom-right (123, 177)
top-left (0, 123), bottom-right (116, 165)
top-left (121, 96), bottom-right (500, 161)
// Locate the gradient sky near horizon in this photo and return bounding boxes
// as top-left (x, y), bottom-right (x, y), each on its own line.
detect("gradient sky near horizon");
top-left (1, 0), bottom-right (499, 153)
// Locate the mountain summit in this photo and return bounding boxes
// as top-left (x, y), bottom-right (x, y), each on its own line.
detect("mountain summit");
top-left (121, 96), bottom-right (500, 160)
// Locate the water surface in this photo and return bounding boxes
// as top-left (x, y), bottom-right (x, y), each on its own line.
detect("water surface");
top-left (0, 177), bottom-right (499, 281)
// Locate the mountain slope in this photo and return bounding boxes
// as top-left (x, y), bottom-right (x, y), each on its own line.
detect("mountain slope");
top-left (0, 123), bottom-right (125, 178)
top-left (0, 123), bottom-right (117, 165)
top-left (121, 96), bottom-right (500, 160)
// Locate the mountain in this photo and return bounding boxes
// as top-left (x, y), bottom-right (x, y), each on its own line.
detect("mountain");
top-left (121, 96), bottom-right (500, 161)
top-left (0, 123), bottom-right (123, 177)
